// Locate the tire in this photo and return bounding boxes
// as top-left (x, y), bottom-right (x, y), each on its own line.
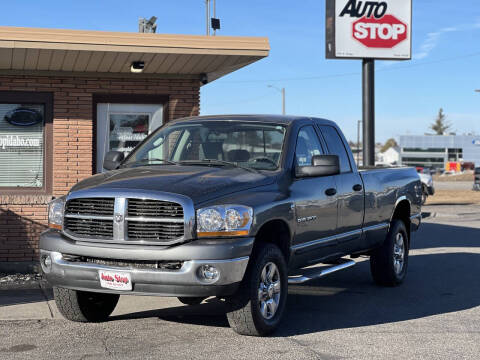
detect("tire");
top-left (177, 297), bottom-right (206, 305)
top-left (421, 186), bottom-right (428, 205)
top-left (225, 243), bottom-right (288, 336)
top-left (370, 219), bottom-right (409, 287)
top-left (53, 287), bottom-right (119, 322)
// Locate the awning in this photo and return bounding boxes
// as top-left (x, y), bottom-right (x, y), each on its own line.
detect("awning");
top-left (0, 26), bottom-right (269, 82)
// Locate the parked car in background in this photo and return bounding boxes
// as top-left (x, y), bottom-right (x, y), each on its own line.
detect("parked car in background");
top-left (417, 168), bottom-right (435, 204)
top-left (474, 167), bottom-right (480, 191)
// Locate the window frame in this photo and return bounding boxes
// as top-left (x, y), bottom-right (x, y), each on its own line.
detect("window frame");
top-left (0, 91), bottom-right (53, 195)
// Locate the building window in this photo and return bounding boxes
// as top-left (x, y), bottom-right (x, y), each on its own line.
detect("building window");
top-left (0, 92), bottom-right (52, 194)
top-left (402, 148), bottom-right (445, 153)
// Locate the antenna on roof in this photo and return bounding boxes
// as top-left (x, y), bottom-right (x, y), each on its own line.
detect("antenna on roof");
top-left (139, 16), bottom-right (157, 33)
top-left (205, 0), bottom-right (220, 36)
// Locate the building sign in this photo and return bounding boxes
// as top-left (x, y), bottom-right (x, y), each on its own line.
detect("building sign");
top-left (0, 135), bottom-right (41, 150)
top-left (326, 0), bottom-right (412, 60)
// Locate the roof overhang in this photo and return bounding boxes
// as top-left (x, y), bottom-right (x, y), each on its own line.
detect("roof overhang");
top-left (0, 26), bottom-right (269, 82)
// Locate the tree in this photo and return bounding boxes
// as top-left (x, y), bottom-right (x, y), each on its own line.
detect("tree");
top-left (430, 108), bottom-right (451, 135)
top-left (381, 138), bottom-right (398, 153)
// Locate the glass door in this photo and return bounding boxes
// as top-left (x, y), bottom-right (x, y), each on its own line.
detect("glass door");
top-left (96, 103), bottom-right (163, 173)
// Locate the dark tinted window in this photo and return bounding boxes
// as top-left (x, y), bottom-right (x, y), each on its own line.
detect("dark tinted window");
top-left (295, 126), bottom-right (323, 166)
top-left (319, 125), bottom-right (352, 173)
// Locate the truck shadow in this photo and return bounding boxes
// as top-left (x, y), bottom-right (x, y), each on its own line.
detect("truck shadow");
top-left (112, 221), bottom-right (480, 336)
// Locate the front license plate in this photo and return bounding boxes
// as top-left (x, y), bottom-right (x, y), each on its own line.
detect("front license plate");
top-left (98, 270), bottom-right (132, 291)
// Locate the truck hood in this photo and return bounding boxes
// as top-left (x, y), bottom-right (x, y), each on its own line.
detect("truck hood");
top-left (70, 165), bottom-right (276, 204)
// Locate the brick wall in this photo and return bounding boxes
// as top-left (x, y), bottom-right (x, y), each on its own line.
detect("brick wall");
top-left (0, 75), bottom-right (200, 265)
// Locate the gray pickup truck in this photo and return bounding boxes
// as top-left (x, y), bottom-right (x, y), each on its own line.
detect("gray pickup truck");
top-left (40, 115), bottom-right (422, 336)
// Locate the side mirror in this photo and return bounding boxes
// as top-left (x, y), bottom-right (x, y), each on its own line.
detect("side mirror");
top-left (103, 151), bottom-right (125, 171)
top-left (295, 155), bottom-right (340, 178)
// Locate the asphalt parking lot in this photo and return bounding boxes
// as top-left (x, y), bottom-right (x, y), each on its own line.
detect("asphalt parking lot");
top-left (1, 204), bottom-right (480, 360)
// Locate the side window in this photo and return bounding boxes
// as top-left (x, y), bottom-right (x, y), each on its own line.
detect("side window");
top-left (319, 125), bottom-right (352, 173)
top-left (295, 126), bottom-right (323, 166)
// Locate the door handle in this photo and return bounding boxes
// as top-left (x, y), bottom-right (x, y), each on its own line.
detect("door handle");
top-left (353, 184), bottom-right (363, 192)
top-left (325, 188), bottom-right (337, 196)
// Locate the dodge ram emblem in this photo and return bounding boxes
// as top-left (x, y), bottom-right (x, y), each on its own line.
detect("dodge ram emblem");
top-left (114, 214), bottom-right (123, 223)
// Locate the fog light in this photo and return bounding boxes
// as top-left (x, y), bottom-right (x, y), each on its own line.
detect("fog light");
top-left (41, 255), bottom-right (52, 272)
top-left (197, 265), bottom-right (219, 282)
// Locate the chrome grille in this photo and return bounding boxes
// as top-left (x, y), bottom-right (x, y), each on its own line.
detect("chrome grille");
top-left (65, 198), bottom-right (114, 216)
top-left (63, 196), bottom-right (185, 244)
top-left (127, 221), bottom-right (184, 240)
top-left (64, 217), bottom-right (113, 238)
top-left (128, 199), bottom-right (183, 218)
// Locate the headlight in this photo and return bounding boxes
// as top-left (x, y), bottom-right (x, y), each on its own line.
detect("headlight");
top-left (48, 197), bottom-right (65, 230)
top-left (197, 205), bottom-right (253, 237)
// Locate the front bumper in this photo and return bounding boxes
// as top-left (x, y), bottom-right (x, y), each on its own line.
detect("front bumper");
top-left (40, 230), bottom-right (253, 297)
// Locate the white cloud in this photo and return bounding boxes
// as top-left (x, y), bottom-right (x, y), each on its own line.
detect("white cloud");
top-left (414, 23), bottom-right (479, 60)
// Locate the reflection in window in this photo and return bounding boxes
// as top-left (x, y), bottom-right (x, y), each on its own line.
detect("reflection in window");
top-left (295, 126), bottom-right (323, 167)
top-left (109, 114), bottom-right (149, 156)
top-left (0, 104), bottom-right (44, 187)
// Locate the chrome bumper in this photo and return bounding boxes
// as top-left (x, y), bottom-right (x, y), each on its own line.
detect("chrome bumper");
top-left (40, 250), bottom-right (249, 297)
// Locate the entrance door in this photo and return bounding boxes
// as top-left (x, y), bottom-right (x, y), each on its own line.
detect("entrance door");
top-left (96, 103), bottom-right (163, 173)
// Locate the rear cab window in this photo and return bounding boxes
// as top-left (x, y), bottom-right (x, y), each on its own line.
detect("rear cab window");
top-left (318, 125), bottom-right (352, 173)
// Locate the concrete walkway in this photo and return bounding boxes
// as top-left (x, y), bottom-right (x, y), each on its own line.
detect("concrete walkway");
top-left (0, 283), bottom-right (187, 321)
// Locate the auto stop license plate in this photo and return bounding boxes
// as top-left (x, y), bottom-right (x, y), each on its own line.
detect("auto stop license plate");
top-left (98, 270), bottom-right (132, 291)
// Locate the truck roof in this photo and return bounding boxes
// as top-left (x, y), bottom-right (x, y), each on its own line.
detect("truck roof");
top-left (170, 114), bottom-right (337, 127)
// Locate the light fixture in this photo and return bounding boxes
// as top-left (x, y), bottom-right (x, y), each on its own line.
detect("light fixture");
top-left (131, 61), bottom-right (145, 73)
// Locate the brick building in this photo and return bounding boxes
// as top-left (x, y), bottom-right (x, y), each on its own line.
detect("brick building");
top-left (0, 26), bottom-right (269, 271)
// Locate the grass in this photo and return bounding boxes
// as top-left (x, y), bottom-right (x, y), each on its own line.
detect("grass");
top-left (426, 189), bottom-right (480, 205)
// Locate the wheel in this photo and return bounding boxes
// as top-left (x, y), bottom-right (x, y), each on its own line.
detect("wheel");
top-left (53, 287), bottom-right (119, 322)
top-left (177, 297), bottom-right (206, 305)
top-left (370, 219), bottom-right (409, 287)
top-left (421, 185), bottom-right (428, 205)
top-left (225, 243), bottom-right (287, 336)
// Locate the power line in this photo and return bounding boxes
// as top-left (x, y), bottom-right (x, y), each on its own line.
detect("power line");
top-left (220, 51), bottom-right (480, 84)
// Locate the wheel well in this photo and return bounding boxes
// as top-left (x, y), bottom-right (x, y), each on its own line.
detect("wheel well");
top-left (391, 200), bottom-right (411, 245)
top-left (254, 220), bottom-right (291, 262)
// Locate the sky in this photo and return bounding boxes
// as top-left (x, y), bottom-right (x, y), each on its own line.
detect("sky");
top-left (0, 1), bottom-right (479, 142)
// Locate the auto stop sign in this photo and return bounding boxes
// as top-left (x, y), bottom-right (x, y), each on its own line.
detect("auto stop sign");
top-left (326, 0), bottom-right (412, 59)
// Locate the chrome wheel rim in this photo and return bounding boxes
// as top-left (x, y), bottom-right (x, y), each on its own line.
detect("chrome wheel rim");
top-left (257, 262), bottom-right (281, 320)
top-left (393, 233), bottom-right (405, 275)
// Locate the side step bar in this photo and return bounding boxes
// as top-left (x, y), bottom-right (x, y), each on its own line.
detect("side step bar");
top-left (288, 259), bottom-right (356, 285)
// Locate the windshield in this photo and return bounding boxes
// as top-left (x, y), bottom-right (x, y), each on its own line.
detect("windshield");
top-left (123, 120), bottom-right (287, 170)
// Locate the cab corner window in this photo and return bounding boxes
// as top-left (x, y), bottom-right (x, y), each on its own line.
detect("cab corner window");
top-left (295, 126), bottom-right (323, 167)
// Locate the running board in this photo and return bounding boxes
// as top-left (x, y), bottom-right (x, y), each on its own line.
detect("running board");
top-left (288, 259), bottom-right (356, 284)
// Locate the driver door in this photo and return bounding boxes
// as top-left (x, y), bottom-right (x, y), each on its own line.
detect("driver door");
top-left (290, 125), bottom-right (339, 267)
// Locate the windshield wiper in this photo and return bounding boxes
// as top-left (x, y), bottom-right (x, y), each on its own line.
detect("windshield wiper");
top-left (178, 159), bottom-right (258, 172)
top-left (123, 158), bottom-right (177, 167)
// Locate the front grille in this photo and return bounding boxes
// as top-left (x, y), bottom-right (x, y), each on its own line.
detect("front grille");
top-left (128, 199), bottom-right (183, 218)
top-left (62, 254), bottom-right (183, 271)
top-left (65, 198), bottom-right (114, 216)
top-left (63, 196), bottom-right (185, 244)
top-left (64, 217), bottom-right (113, 238)
top-left (127, 221), bottom-right (184, 241)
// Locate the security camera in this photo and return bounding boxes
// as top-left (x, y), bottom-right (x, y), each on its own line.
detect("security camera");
top-left (131, 61), bottom-right (145, 73)
top-left (200, 73), bottom-right (208, 85)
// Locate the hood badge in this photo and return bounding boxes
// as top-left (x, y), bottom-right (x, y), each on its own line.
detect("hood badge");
top-left (114, 214), bottom-right (124, 223)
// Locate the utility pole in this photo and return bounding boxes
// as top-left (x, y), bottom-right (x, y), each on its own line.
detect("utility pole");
top-left (205, 0), bottom-right (210, 36)
top-left (268, 85), bottom-right (286, 115)
top-left (213, 0), bottom-right (217, 36)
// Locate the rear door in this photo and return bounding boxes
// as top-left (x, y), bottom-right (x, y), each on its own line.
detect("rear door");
top-left (290, 125), bottom-right (339, 267)
top-left (317, 125), bottom-right (364, 254)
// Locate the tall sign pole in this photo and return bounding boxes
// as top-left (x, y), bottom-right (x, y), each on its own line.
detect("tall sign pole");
top-left (362, 59), bottom-right (375, 166)
top-left (326, 0), bottom-right (412, 167)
